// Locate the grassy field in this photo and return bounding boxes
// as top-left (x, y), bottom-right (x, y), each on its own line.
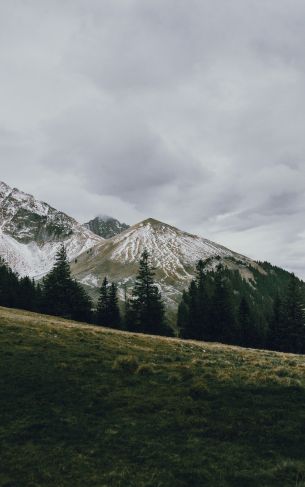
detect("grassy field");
top-left (1, 307), bottom-right (305, 486)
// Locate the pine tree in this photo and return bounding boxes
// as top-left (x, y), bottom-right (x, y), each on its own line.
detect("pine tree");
top-left (18, 277), bottom-right (37, 311)
top-left (194, 260), bottom-right (211, 340)
top-left (182, 280), bottom-right (200, 339)
top-left (0, 257), bottom-right (19, 308)
top-left (177, 291), bottom-right (190, 338)
top-left (238, 297), bottom-right (252, 346)
top-left (42, 245), bottom-right (71, 318)
top-left (129, 250), bottom-right (166, 335)
top-left (280, 275), bottom-right (305, 353)
top-left (96, 278), bottom-right (121, 328)
top-left (70, 280), bottom-right (93, 323)
top-left (108, 283), bottom-right (121, 328)
top-left (96, 277), bottom-right (109, 325)
top-left (210, 266), bottom-right (237, 344)
top-left (42, 244), bottom-right (92, 322)
top-left (267, 294), bottom-right (283, 350)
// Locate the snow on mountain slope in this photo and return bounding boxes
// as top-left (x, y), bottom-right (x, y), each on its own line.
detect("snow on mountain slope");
top-left (0, 181), bottom-right (103, 277)
top-left (0, 181), bottom-right (263, 309)
top-left (71, 218), bottom-right (258, 308)
top-left (108, 218), bottom-right (245, 277)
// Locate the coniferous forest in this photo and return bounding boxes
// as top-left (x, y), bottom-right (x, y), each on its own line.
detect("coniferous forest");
top-left (1, 248), bottom-right (305, 354)
top-left (177, 259), bottom-right (305, 353)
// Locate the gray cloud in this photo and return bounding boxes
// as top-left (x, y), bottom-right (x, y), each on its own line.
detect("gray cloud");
top-left (1, 0), bottom-right (305, 277)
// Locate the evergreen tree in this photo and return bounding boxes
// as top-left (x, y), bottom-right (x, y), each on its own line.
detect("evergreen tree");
top-left (128, 250), bottom-right (166, 335)
top-left (0, 258), bottom-right (41, 313)
top-left (96, 278), bottom-right (121, 328)
top-left (108, 283), bottom-right (121, 328)
top-left (70, 280), bottom-right (93, 323)
top-left (96, 277), bottom-right (109, 325)
top-left (0, 257), bottom-right (19, 308)
top-left (181, 280), bottom-right (200, 339)
top-left (279, 275), bottom-right (305, 353)
top-left (42, 245), bottom-right (92, 322)
top-left (42, 245), bottom-right (72, 318)
top-left (238, 297), bottom-right (252, 346)
top-left (18, 277), bottom-right (37, 311)
top-left (194, 260), bottom-right (211, 340)
top-left (35, 282), bottom-right (43, 313)
top-left (177, 291), bottom-right (190, 337)
top-left (209, 266), bottom-right (237, 344)
top-left (267, 294), bottom-right (283, 350)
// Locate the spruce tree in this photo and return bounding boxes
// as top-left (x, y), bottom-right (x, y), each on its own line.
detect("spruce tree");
top-left (96, 278), bottom-right (121, 328)
top-left (18, 277), bottom-right (37, 311)
top-left (96, 277), bottom-right (109, 325)
top-left (42, 244), bottom-right (92, 322)
top-left (108, 283), bottom-right (121, 328)
top-left (267, 294), bottom-right (283, 350)
top-left (183, 280), bottom-right (200, 339)
top-left (194, 260), bottom-right (211, 340)
top-left (0, 258), bottom-right (19, 308)
top-left (238, 297), bottom-right (252, 346)
top-left (42, 245), bottom-right (72, 318)
top-left (280, 275), bottom-right (305, 353)
top-left (210, 266), bottom-right (237, 344)
top-left (177, 291), bottom-right (190, 338)
top-left (129, 250), bottom-right (166, 335)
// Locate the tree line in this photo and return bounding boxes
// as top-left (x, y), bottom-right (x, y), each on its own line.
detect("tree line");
top-left (178, 260), bottom-right (305, 354)
top-left (0, 247), bottom-right (169, 335)
top-left (1, 247), bottom-right (305, 354)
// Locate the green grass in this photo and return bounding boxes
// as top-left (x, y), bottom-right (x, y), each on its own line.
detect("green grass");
top-left (1, 307), bottom-right (305, 486)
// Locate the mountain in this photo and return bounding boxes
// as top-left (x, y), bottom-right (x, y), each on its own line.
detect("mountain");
top-left (71, 218), bottom-right (264, 309)
top-left (0, 181), bottom-right (289, 317)
top-left (84, 215), bottom-right (129, 238)
top-left (0, 181), bottom-right (103, 277)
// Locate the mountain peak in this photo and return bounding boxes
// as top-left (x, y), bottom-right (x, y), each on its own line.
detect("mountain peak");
top-left (135, 218), bottom-right (197, 238)
top-left (72, 215), bottom-right (253, 310)
top-left (136, 218), bottom-right (183, 232)
top-left (138, 218), bottom-right (163, 226)
top-left (84, 215), bottom-right (129, 239)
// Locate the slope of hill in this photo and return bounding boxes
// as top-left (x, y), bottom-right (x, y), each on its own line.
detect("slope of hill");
top-left (84, 215), bottom-right (129, 238)
top-left (0, 181), bottom-right (103, 277)
top-left (1, 306), bottom-right (305, 487)
top-left (72, 217), bottom-right (263, 307)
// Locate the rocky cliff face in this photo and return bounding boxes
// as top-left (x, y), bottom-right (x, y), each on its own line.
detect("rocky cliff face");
top-left (84, 216), bottom-right (129, 239)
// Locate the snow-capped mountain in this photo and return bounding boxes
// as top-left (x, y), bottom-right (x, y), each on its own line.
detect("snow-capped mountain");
top-left (0, 181), bottom-right (103, 277)
top-left (71, 218), bottom-right (262, 308)
top-left (0, 181), bottom-right (266, 310)
top-left (84, 215), bottom-right (129, 239)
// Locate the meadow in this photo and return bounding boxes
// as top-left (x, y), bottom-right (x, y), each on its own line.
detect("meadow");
top-left (1, 307), bottom-right (305, 486)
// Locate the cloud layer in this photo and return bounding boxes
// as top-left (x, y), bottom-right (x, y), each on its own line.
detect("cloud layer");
top-left (1, 0), bottom-right (305, 276)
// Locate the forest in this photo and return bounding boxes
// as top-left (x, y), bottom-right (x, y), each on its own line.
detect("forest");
top-left (0, 247), bottom-right (305, 354)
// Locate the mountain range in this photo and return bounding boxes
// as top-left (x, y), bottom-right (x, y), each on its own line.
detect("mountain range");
top-left (0, 181), bottom-right (282, 310)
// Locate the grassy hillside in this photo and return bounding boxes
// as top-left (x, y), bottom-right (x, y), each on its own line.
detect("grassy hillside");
top-left (1, 308), bottom-right (305, 486)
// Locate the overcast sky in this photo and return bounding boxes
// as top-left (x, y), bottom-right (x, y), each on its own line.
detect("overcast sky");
top-left (1, 0), bottom-right (305, 277)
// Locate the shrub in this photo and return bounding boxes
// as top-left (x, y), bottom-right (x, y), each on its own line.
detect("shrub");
top-left (136, 364), bottom-right (154, 375)
top-left (113, 355), bottom-right (139, 374)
